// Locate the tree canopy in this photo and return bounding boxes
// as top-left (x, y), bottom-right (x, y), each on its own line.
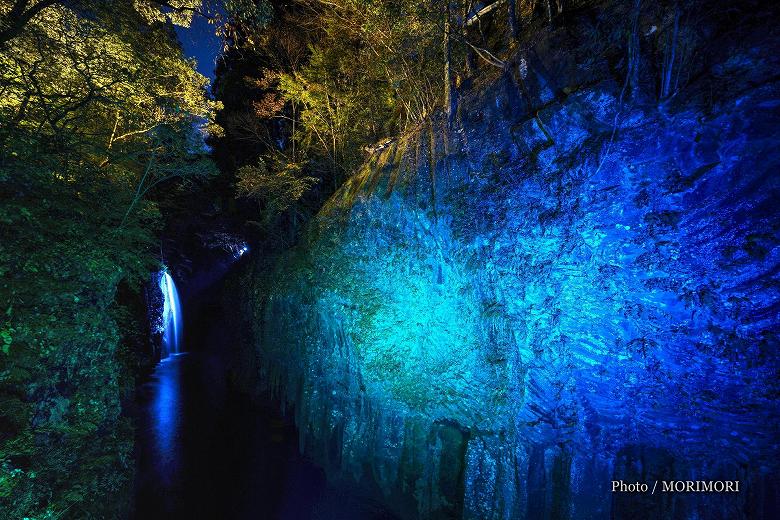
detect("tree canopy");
top-left (211, 0), bottom-right (531, 245)
top-left (0, 0), bottom-right (219, 516)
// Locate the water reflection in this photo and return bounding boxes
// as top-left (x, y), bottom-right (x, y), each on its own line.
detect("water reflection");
top-left (134, 287), bottom-right (398, 519)
top-left (151, 356), bottom-right (182, 482)
top-left (135, 354), bottom-right (186, 516)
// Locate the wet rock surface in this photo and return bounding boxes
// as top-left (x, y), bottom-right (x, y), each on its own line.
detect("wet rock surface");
top-left (133, 282), bottom-right (399, 519)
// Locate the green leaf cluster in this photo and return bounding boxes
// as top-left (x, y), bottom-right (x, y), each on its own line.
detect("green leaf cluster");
top-left (236, 157), bottom-right (319, 221)
top-left (0, 0), bottom-right (218, 516)
top-left (276, 0), bottom-right (444, 178)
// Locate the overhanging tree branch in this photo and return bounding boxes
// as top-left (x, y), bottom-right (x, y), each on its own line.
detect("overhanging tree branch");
top-left (0, 0), bottom-right (61, 47)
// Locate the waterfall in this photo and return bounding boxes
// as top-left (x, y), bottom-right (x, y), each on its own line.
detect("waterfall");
top-left (159, 271), bottom-right (182, 357)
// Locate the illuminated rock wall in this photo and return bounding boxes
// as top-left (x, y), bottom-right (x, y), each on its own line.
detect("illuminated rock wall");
top-left (237, 4), bottom-right (780, 518)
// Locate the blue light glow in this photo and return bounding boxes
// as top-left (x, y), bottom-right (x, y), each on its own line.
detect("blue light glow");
top-left (159, 271), bottom-right (182, 357)
top-left (152, 355), bottom-right (181, 469)
top-left (250, 57), bottom-right (780, 517)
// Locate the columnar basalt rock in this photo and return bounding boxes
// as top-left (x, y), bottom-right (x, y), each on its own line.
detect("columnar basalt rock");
top-left (234, 3), bottom-right (780, 518)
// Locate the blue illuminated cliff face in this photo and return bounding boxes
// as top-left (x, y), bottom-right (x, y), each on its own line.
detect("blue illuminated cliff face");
top-left (236, 5), bottom-right (780, 519)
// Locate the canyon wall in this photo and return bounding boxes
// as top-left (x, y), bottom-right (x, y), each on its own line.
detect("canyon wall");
top-left (234, 3), bottom-right (780, 518)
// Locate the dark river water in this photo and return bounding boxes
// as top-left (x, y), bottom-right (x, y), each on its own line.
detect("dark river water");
top-left (132, 275), bottom-right (397, 519)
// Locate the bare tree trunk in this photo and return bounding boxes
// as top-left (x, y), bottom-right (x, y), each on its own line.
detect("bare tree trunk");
top-left (291, 104), bottom-right (296, 161)
top-left (442, 0), bottom-right (458, 212)
top-left (0, 0), bottom-right (60, 47)
top-left (508, 0), bottom-right (519, 40)
top-left (443, 0), bottom-right (458, 129)
top-left (661, 3), bottom-right (679, 99)
top-left (120, 150), bottom-right (156, 229)
top-left (461, 2), bottom-right (477, 78)
top-left (627, 0), bottom-right (642, 101)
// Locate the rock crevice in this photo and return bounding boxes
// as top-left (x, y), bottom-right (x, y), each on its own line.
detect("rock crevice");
top-left (234, 3), bottom-right (780, 517)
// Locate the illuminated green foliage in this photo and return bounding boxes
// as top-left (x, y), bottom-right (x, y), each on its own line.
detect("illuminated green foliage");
top-left (0, 0), bottom-right (217, 516)
top-left (236, 157), bottom-right (319, 220)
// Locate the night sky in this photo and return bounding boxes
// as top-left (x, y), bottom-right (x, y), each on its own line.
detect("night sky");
top-left (175, 15), bottom-right (222, 82)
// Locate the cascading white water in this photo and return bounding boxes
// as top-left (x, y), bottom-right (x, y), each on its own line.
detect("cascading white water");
top-left (159, 271), bottom-right (182, 357)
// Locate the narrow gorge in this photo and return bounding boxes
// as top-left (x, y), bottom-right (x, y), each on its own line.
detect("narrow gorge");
top-left (1, 0), bottom-right (778, 518)
top-left (227, 4), bottom-right (780, 519)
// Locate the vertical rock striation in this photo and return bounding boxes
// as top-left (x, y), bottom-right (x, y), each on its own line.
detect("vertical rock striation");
top-left (235, 2), bottom-right (780, 518)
